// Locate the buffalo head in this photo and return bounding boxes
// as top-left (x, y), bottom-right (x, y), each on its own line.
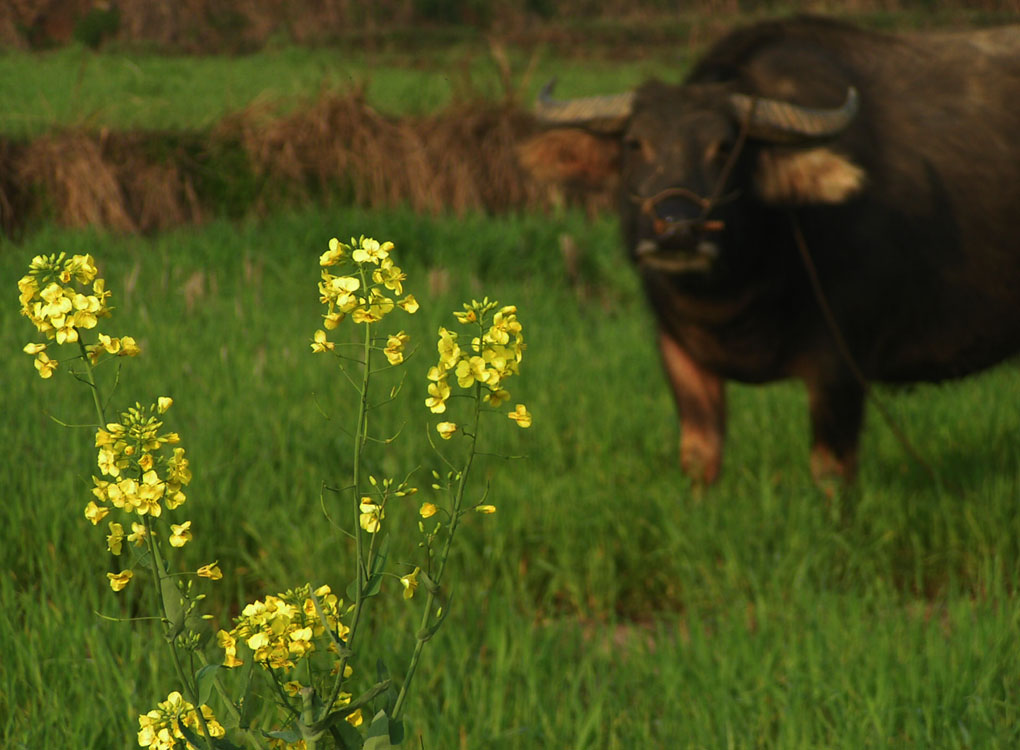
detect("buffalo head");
top-left (523, 78), bottom-right (862, 277)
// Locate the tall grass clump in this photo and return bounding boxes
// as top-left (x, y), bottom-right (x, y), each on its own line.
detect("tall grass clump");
top-left (16, 232), bottom-right (531, 748)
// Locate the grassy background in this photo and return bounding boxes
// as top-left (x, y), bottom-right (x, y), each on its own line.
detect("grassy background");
top-left (4, 10), bottom-right (1020, 748)
top-left (3, 205), bottom-right (1020, 748)
top-left (0, 43), bottom-right (683, 137)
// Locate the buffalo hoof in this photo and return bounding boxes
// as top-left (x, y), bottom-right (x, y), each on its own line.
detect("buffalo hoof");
top-left (681, 438), bottom-right (722, 486)
top-left (810, 445), bottom-right (857, 495)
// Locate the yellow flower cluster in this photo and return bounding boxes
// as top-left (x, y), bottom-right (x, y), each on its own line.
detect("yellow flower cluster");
top-left (137, 691), bottom-right (224, 750)
top-left (86, 399), bottom-right (192, 524)
top-left (313, 236), bottom-right (419, 353)
top-left (218, 584), bottom-right (349, 671)
top-left (18, 252), bottom-right (139, 378)
top-left (426, 298), bottom-right (531, 428)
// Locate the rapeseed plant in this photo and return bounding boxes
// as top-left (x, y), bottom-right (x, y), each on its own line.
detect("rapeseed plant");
top-left (19, 252), bottom-right (231, 749)
top-left (19, 235), bottom-right (530, 749)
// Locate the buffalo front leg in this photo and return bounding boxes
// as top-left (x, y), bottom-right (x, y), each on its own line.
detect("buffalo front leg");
top-left (657, 329), bottom-right (726, 484)
top-left (805, 375), bottom-right (865, 484)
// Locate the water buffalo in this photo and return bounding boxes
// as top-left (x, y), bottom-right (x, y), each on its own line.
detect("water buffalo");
top-left (521, 16), bottom-right (1020, 484)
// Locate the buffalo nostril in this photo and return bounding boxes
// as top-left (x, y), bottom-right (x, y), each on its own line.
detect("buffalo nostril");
top-left (657, 221), bottom-right (692, 241)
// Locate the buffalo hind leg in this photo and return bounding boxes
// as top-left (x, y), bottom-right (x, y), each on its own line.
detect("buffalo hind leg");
top-left (805, 375), bottom-right (865, 485)
top-left (658, 329), bottom-right (726, 484)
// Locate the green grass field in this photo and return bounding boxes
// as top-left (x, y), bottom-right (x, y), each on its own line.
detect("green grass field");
top-left (4, 21), bottom-right (1020, 748)
top-left (4, 205), bottom-right (1020, 748)
top-left (0, 43), bottom-right (683, 137)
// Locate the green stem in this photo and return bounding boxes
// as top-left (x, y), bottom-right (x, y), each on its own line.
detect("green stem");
top-left (323, 318), bottom-right (373, 716)
top-left (301, 687), bottom-right (319, 750)
top-left (391, 383), bottom-right (483, 720)
top-left (77, 339), bottom-right (106, 425)
top-left (143, 517), bottom-right (217, 750)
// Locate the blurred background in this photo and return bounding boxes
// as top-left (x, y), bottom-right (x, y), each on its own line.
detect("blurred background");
top-left (3, 0), bottom-right (1019, 53)
top-left (4, 2), bottom-right (1020, 748)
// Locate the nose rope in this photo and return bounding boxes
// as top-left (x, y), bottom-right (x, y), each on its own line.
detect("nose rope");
top-left (635, 100), bottom-right (755, 238)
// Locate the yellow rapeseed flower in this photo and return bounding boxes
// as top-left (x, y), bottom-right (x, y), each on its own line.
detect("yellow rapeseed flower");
top-left (311, 329), bottom-right (334, 353)
top-left (198, 561), bottom-right (223, 580)
top-left (137, 691), bottom-right (224, 750)
top-left (384, 331), bottom-right (410, 365)
top-left (437, 327), bottom-right (460, 367)
top-left (436, 421), bottom-right (458, 440)
top-left (420, 502), bottom-right (437, 518)
top-left (118, 336), bottom-right (141, 356)
top-left (157, 396), bottom-right (173, 414)
top-left (455, 356), bottom-right (489, 388)
top-left (320, 237), bottom-right (347, 266)
top-left (97, 332), bottom-right (120, 354)
top-left (128, 522), bottom-right (148, 546)
top-left (169, 521), bottom-right (193, 547)
top-left (34, 351), bottom-right (57, 379)
top-left (485, 388), bottom-right (511, 407)
top-left (508, 404), bottom-right (532, 428)
top-left (351, 289), bottom-right (395, 324)
top-left (359, 499), bottom-right (384, 533)
top-left (217, 629), bottom-right (243, 668)
top-left (107, 570), bottom-right (133, 592)
top-left (425, 379), bottom-right (450, 414)
top-left (475, 505), bottom-right (497, 514)
top-left (107, 522), bottom-right (125, 555)
top-left (400, 567), bottom-right (420, 599)
top-left (453, 306), bottom-right (477, 324)
top-left (373, 258), bottom-right (406, 294)
top-left (351, 237), bottom-right (392, 265)
top-left (97, 447), bottom-right (120, 477)
top-left (84, 500), bottom-right (109, 525)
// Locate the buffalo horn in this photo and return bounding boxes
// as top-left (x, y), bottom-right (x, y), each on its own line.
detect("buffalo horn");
top-left (729, 86), bottom-right (859, 142)
top-left (534, 78), bottom-right (634, 130)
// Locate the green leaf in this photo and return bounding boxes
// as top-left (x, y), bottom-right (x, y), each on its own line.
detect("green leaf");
top-left (363, 709), bottom-right (404, 750)
top-left (196, 664), bottom-right (221, 705)
top-left (370, 535), bottom-right (391, 576)
top-left (363, 734), bottom-right (396, 750)
top-left (266, 727), bottom-right (302, 742)
top-left (237, 659), bottom-right (260, 729)
top-left (349, 535), bottom-right (391, 601)
top-left (333, 718), bottom-right (365, 750)
top-left (347, 573), bottom-right (383, 602)
top-left (160, 575), bottom-right (186, 640)
top-left (186, 612), bottom-right (213, 649)
top-left (375, 659), bottom-right (399, 716)
top-left (363, 573), bottom-right (383, 598)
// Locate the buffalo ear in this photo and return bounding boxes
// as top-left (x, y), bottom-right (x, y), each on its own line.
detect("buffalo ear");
top-left (518, 129), bottom-right (621, 189)
top-left (755, 147), bottom-right (866, 205)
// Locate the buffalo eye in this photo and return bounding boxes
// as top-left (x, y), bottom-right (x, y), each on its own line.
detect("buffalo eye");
top-left (705, 139), bottom-right (734, 165)
top-left (623, 135), bottom-right (653, 162)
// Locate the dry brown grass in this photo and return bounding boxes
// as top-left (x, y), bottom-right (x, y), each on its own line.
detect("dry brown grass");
top-left (224, 88), bottom-right (550, 215)
top-left (10, 130), bottom-right (205, 234)
top-left (0, 90), bottom-right (610, 235)
top-left (18, 131), bottom-right (137, 232)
